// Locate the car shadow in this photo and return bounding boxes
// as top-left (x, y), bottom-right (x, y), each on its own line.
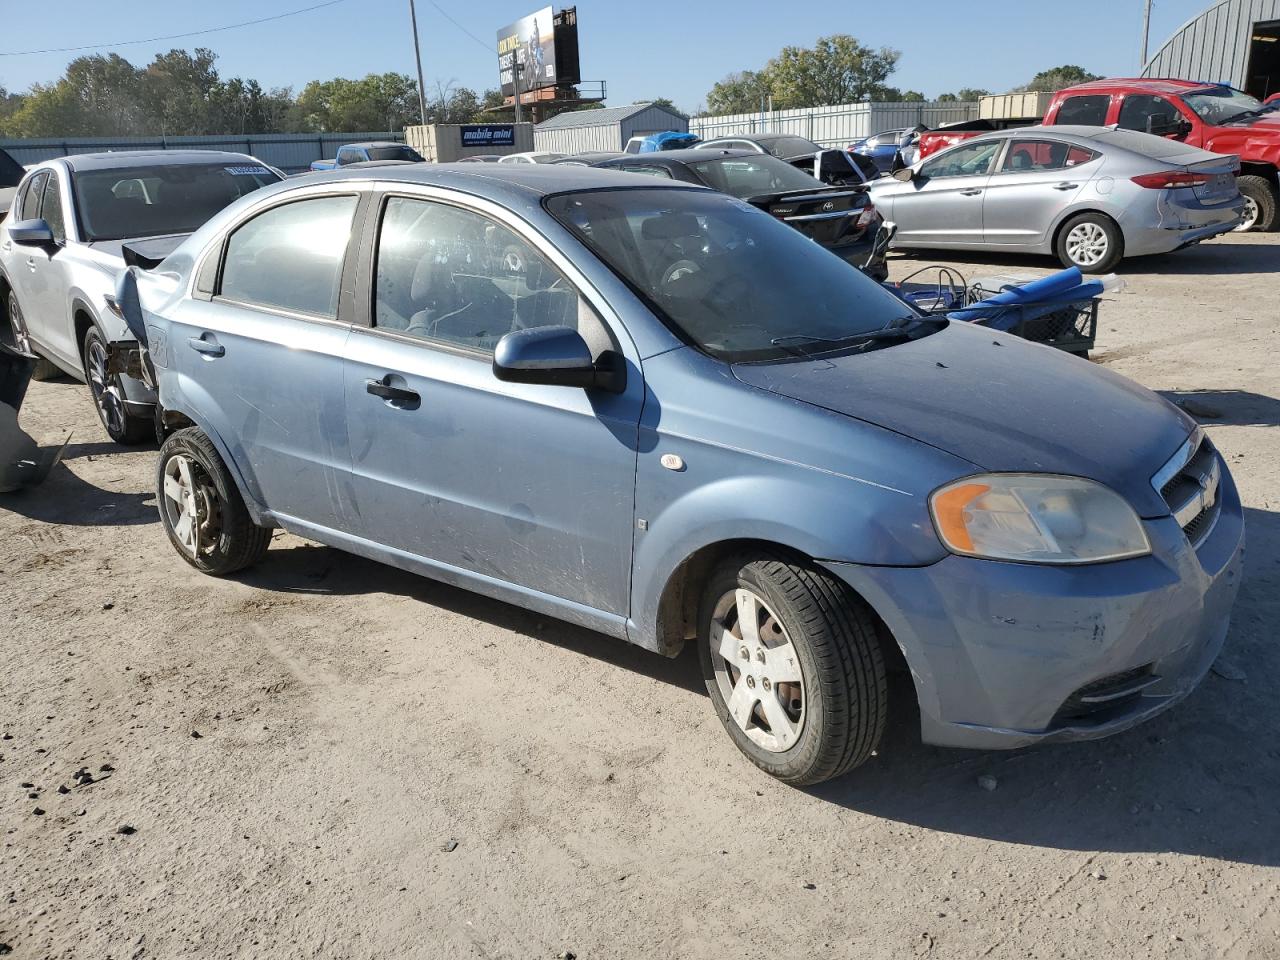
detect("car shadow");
top-left (808, 504), bottom-right (1280, 868)
top-left (889, 233), bottom-right (1277, 278)
top-left (236, 540), bottom-right (705, 695)
top-left (242, 505), bottom-right (1277, 866)
top-left (0, 451), bottom-right (154, 525)
top-left (1158, 388), bottom-right (1280, 427)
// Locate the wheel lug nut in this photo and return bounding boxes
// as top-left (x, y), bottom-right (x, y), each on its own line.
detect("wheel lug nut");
top-left (745, 676), bottom-right (756, 689)
top-left (762, 678), bottom-right (771, 691)
top-left (739, 646), bottom-right (749, 661)
top-left (755, 649), bottom-right (766, 663)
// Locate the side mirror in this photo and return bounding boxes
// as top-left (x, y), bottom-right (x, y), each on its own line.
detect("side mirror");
top-left (8, 219), bottom-right (56, 248)
top-left (892, 165), bottom-right (916, 182)
top-left (493, 325), bottom-right (625, 394)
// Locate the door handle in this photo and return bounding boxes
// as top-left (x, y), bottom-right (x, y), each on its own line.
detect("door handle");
top-left (26, 257), bottom-right (36, 271)
top-left (959, 189), bottom-right (983, 196)
top-left (1053, 182), bottom-right (1079, 191)
top-left (366, 377), bottom-right (420, 406)
top-left (187, 336), bottom-right (225, 358)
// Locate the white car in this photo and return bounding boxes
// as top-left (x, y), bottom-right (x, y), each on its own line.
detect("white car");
top-left (497, 151), bottom-right (567, 164)
top-left (0, 151), bottom-right (280, 442)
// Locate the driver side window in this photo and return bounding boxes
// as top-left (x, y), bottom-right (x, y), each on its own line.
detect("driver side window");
top-left (373, 196), bottom-right (586, 355)
top-left (920, 141), bottom-right (1001, 179)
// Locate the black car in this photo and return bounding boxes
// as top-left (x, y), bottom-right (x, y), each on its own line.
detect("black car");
top-left (593, 149), bottom-right (887, 280)
top-left (552, 152), bottom-right (628, 166)
top-left (694, 133), bottom-right (879, 185)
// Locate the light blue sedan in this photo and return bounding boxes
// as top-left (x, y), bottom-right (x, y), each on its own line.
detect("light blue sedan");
top-left (113, 165), bottom-right (1244, 785)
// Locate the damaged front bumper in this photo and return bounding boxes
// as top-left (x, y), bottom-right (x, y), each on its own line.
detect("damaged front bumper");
top-left (824, 466), bottom-right (1246, 751)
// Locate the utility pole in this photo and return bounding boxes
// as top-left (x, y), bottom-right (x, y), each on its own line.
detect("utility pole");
top-left (1140, 0), bottom-right (1154, 69)
top-left (408, 0), bottom-right (429, 124)
top-left (513, 62), bottom-right (523, 124)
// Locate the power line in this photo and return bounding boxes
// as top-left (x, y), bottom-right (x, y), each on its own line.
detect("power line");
top-left (425, 0), bottom-right (493, 53)
top-left (0, 0), bottom-right (349, 57)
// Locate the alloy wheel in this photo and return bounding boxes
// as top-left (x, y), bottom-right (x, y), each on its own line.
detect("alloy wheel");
top-left (1065, 222), bottom-right (1109, 267)
top-left (161, 454), bottom-right (222, 559)
top-left (708, 587), bottom-right (806, 753)
top-left (6, 291), bottom-right (31, 354)
top-left (1235, 195), bottom-right (1260, 232)
top-left (86, 336), bottom-right (126, 437)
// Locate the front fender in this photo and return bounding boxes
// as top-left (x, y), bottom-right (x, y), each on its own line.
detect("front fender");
top-left (160, 371), bottom-right (272, 526)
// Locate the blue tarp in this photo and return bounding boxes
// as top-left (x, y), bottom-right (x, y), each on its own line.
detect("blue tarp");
top-left (947, 267), bottom-right (1104, 331)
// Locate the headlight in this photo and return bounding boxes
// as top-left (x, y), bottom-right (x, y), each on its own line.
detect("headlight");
top-left (930, 474), bottom-right (1151, 564)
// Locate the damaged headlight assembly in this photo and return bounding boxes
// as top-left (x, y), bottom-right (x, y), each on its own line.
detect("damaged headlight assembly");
top-left (929, 474), bottom-right (1151, 564)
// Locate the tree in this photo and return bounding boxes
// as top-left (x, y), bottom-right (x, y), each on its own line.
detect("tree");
top-left (706, 70), bottom-right (773, 115)
top-left (648, 97), bottom-right (685, 116)
top-left (1021, 66), bottom-right (1101, 93)
top-left (766, 36), bottom-right (900, 108)
top-left (293, 72), bottom-right (420, 131)
top-left (937, 88), bottom-right (991, 102)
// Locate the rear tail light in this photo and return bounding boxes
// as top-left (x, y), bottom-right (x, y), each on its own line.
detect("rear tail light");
top-left (1130, 171), bottom-right (1211, 189)
top-left (856, 203), bottom-right (878, 228)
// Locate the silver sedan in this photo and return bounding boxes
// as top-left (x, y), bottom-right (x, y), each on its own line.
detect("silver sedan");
top-left (869, 126), bottom-right (1244, 272)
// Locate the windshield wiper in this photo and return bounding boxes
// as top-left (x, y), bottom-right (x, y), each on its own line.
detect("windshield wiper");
top-left (1219, 109), bottom-right (1260, 124)
top-left (768, 315), bottom-right (947, 358)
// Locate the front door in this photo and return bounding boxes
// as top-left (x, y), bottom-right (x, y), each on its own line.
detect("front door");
top-left (165, 192), bottom-right (361, 530)
top-left (342, 193), bottom-right (644, 616)
top-left (982, 139), bottom-right (1096, 246)
top-left (890, 139), bottom-right (1002, 246)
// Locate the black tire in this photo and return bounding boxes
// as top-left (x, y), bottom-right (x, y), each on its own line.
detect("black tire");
top-left (1235, 175), bottom-right (1278, 232)
top-left (156, 427), bottom-right (271, 576)
top-left (81, 324), bottom-right (151, 445)
top-left (1055, 212), bottom-right (1123, 273)
top-left (697, 553), bottom-right (888, 786)
top-left (4, 288), bottom-right (60, 380)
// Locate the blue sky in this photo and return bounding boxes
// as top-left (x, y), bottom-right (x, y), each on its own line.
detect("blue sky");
top-left (0, 0), bottom-right (1216, 112)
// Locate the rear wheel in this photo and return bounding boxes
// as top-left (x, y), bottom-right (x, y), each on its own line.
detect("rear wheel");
top-left (82, 325), bottom-right (151, 445)
top-left (697, 554), bottom-right (887, 785)
top-left (157, 428), bottom-right (271, 575)
top-left (1234, 175), bottom-right (1278, 232)
top-left (1056, 213), bottom-right (1123, 273)
top-left (4, 289), bottom-right (60, 379)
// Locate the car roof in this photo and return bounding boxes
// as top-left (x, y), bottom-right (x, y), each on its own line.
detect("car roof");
top-left (1057, 77), bottom-right (1218, 97)
top-left (295, 162), bottom-right (708, 200)
top-left (607, 148), bottom-right (757, 164)
top-left (58, 150), bottom-right (259, 172)
top-left (344, 141), bottom-right (409, 149)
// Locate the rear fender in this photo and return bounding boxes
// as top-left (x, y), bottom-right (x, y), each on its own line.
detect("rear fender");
top-left (160, 371), bottom-right (272, 527)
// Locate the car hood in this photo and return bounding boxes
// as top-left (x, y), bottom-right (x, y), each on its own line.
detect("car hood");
top-left (731, 322), bottom-right (1194, 517)
top-left (85, 233), bottom-right (189, 266)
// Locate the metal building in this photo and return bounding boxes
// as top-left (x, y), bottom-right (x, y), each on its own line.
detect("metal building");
top-left (533, 102), bottom-right (688, 154)
top-left (1142, 0), bottom-right (1280, 99)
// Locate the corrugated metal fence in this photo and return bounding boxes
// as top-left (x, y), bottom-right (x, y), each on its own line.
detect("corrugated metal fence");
top-left (689, 101), bottom-right (979, 147)
top-left (0, 132), bottom-right (406, 174)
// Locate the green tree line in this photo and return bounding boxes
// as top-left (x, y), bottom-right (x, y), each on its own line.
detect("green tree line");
top-left (700, 35), bottom-right (1099, 114)
top-left (0, 48), bottom-right (507, 138)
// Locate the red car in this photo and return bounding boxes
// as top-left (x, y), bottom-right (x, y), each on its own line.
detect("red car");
top-left (1042, 79), bottom-right (1280, 231)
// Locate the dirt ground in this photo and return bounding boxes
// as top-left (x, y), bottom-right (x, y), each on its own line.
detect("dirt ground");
top-left (2, 232), bottom-right (1278, 960)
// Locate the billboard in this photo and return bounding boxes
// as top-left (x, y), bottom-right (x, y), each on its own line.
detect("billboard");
top-left (497, 6), bottom-right (557, 97)
top-left (459, 124), bottom-right (516, 147)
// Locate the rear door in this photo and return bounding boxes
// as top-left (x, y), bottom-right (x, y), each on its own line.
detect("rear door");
top-left (341, 190), bottom-right (645, 616)
top-left (890, 139), bottom-right (1002, 245)
top-left (166, 190), bottom-right (362, 531)
top-left (981, 139), bottom-right (1098, 246)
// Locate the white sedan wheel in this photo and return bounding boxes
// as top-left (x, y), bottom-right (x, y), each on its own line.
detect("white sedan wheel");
top-left (1065, 221), bottom-right (1110, 267)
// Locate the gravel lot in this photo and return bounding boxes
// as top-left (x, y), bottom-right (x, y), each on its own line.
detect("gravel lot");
top-left (2, 232), bottom-right (1277, 959)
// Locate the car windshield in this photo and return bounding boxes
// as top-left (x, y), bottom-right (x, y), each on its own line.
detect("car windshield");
top-left (688, 155), bottom-right (824, 198)
top-left (1181, 86), bottom-right (1263, 124)
top-left (73, 162), bottom-right (280, 241)
top-left (545, 187), bottom-right (915, 363)
top-left (763, 136), bottom-right (824, 157)
top-left (366, 145), bottom-right (423, 162)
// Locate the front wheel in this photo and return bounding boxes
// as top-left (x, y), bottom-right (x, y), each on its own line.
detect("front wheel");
top-left (1056, 213), bottom-right (1123, 273)
top-left (697, 554), bottom-right (888, 785)
top-left (157, 428), bottom-right (271, 576)
top-left (82, 325), bottom-right (151, 445)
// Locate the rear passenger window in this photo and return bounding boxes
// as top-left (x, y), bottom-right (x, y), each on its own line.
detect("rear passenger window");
top-left (219, 195), bottom-right (358, 318)
top-left (1117, 95), bottom-right (1180, 134)
top-left (373, 196), bottom-right (585, 355)
top-left (1000, 140), bottom-right (1098, 173)
top-left (1056, 95), bottom-right (1110, 125)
